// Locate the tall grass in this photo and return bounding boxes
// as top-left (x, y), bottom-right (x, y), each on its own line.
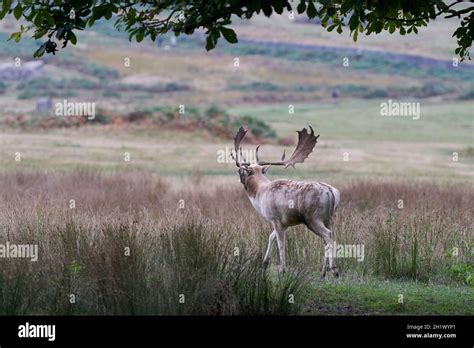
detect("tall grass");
top-left (0, 171), bottom-right (472, 315)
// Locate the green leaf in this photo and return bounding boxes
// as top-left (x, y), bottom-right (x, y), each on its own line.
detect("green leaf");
top-left (92, 5), bottom-right (108, 20)
top-left (388, 22), bottom-right (396, 34)
top-left (8, 31), bottom-right (21, 43)
top-left (206, 35), bottom-right (216, 50)
top-left (297, 2), bottom-right (306, 14)
top-left (33, 44), bottom-right (46, 58)
top-left (220, 27), bottom-right (237, 44)
top-left (104, 9), bottom-right (113, 20)
top-left (0, 0), bottom-right (11, 20)
top-left (34, 11), bottom-right (43, 27)
top-left (273, 0), bottom-right (284, 14)
top-left (352, 28), bottom-right (358, 41)
top-left (136, 29), bottom-right (144, 42)
top-left (307, 1), bottom-right (317, 18)
top-left (349, 15), bottom-right (359, 31)
top-left (327, 23), bottom-right (337, 32)
top-left (56, 27), bottom-right (64, 39)
top-left (205, 30), bottom-right (219, 51)
top-left (13, 3), bottom-right (22, 20)
top-left (33, 27), bottom-right (48, 39)
top-left (44, 12), bottom-right (55, 27)
top-left (261, 2), bottom-right (272, 16)
top-left (68, 31), bottom-right (77, 45)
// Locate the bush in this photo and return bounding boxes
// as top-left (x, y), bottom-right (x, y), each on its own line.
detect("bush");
top-left (17, 89), bottom-right (76, 99)
top-left (102, 90), bottom-right (121, 98)
top-left (115, 83), bottom-right (191, 93)
top-left (363, 88), bottom-right (389, 98)
top-left (231, 81), bottom-right (283, 91)
top-left (448, 262), bottom-right (473, 287)
top-left (459, 88), bottom-right (474, 100)
top-left (0, 81), bottom-right (7, 94)
top-left (411, 83), bottom-right (453, 98)
top-left (93, 110), bottom-right (112, 124)
top-left (82, 64), bottom-right (119, 80)
top-left (16, 77), bottom-right (98, 99)
top-left (235, 115), bottom-right (276, 138)
top-left (205, 105), bottom-right (223, 118)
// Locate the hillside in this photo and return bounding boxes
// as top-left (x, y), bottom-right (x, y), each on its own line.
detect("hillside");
top-left (0, 14), bottom-right (472, 183)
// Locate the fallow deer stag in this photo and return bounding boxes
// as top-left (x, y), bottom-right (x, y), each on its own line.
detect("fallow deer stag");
top-left (231, 126), bottom-right (340, 278)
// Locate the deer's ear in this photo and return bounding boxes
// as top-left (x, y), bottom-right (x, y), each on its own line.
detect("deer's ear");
top-left (262, 165), bottom-right (271, 174)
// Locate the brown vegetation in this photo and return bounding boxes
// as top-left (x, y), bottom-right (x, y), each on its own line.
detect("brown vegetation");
top-left (0, 171), bottom-right (472, 314)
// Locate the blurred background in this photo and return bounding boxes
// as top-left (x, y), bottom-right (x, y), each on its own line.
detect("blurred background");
top-left (0, 12), bottom-right (472, 184)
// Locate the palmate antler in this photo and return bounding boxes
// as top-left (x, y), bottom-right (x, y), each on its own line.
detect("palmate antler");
top-left (230, 126), bottom-right (250, 167)
top-left (231, 126), bottom-right (319, 168)
top-left (257, 126), bottom-right (319, 168)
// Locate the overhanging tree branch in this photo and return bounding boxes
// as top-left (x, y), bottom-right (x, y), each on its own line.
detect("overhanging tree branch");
top-left (0, 0), bottom-right (472, 60)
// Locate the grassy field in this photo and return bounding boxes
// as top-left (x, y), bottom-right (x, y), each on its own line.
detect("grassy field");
top-left (0, 12), bottom-right (472, 315)
top-left (0, 171), bottom-right (472, 315)
top-left (1, 99), bottom-right (472, 183)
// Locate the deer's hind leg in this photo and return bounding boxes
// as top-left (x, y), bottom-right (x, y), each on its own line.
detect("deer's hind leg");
top-left (305, 219), bottom-right (339, 278)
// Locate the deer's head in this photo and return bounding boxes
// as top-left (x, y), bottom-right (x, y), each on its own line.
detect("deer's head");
top-left (231, 126), bottom-right (320, 187)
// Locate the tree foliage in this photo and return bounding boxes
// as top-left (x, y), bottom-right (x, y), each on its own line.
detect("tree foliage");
top-left (1, 0), bottom-right (473, 60)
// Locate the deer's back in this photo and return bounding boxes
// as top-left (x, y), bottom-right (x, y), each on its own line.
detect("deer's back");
top-left (251, 179), bottom-right (339, 226)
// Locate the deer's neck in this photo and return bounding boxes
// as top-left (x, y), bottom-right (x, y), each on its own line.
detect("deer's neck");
top-left (245, 174), bottom-right (270, 198)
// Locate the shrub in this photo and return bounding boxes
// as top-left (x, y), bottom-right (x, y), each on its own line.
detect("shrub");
top-left (231, 81), bottom-right (283, 91)
top-left (235, 115), bottom-right (276, 138)
top-left (16, 77), bottom-right (98, 99)
top-left (0, 81), bottom-right (7, 94)
top-left (459, 88), bottom-right (474, 100)
top-left (93, 110), bottom-right (112, 124)
top-left (83, 64), bottom-right (119, 80)
top-left (115, 83), bottom-right (191, 93)
top-left (411, 83), bottom-right (453, 98)
top-left (102, 90), bottom-right (121, 98)
top-left (448, 262), bottom-right (473, 287)
top-left (363, 88), bottom-right (389, 98)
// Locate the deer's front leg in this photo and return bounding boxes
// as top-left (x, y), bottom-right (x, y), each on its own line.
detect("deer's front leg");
top-left (263, 230), bottom-right (277, 268)
top-left (273, 223), bottom-right (287, 274)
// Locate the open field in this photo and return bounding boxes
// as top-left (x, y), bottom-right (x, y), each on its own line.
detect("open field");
top-left (1, 99), bottom-right (472, 183)
top-left (0, 171), bottom-right (472, 315)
